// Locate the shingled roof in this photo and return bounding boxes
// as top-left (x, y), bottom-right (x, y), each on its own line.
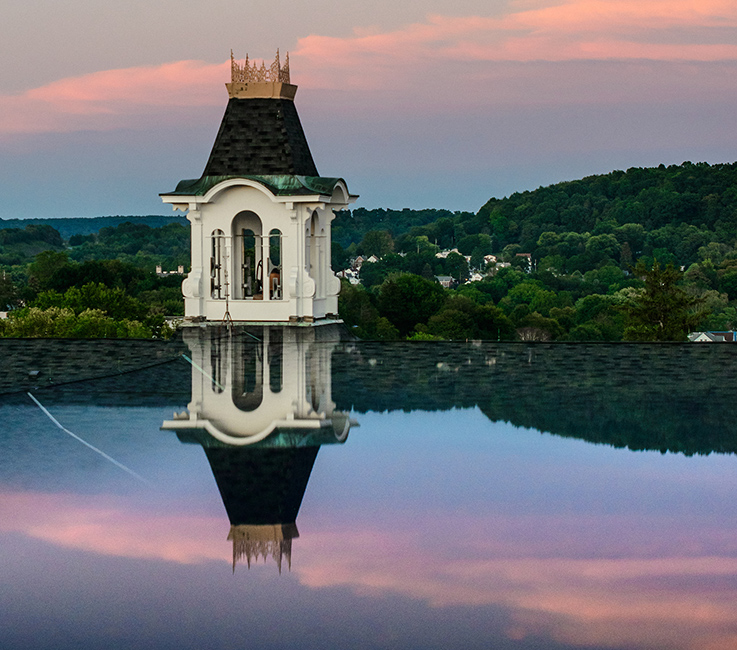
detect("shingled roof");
top-left (204, 446), bottom-right (319, 526)
top-left (202, 98), bottom-right (319, 177)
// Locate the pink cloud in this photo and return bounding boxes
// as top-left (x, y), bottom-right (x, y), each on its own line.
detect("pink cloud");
top-left (0, 60), bottom-right (228, 136)
top-left (1, 1), bottom-right (735, 137)
top-left (293, 0), bottom-right (737, 89)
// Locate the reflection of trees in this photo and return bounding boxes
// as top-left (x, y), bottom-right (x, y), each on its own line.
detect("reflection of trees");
top-left (332, 342), bottom-right (737, 456)
top-left (11, 335), bottom-right (737, 458)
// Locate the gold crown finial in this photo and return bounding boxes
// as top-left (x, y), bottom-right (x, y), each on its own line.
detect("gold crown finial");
top-left (230, 49), bottom-right (290, 85)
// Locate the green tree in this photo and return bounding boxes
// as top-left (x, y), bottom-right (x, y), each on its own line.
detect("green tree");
top-left (718, 269), bottom-right (737, 300)
top-left (359, 230), bottom-right (394, 257)
top-left (377, 274), bottom-right (445, 337)
top-left (0, 272), bottom-right (18, 310)
top-left (34, 283), bottom-right (147, 321)
top-left (444, 252), bottom-right (470, 282)
top-left (622, 260), bottom-right (708, 341)
top-left (426, 309), bottom-right (476, 340)
top-left (28, 250), bottom-right (71, 291)
top-left (331, 242), bottom-right (350, 272)
top-left (338, 280), bottom-right (380, 339)
top-left (0, 307), bottom-right (151, 339)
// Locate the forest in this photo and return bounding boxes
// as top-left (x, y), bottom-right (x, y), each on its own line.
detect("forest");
top-left (1, 160), bottom-right (736, 340)
top-left (0, 222), bottom-right (189, 338)
top-left (336, 162), bottom-right (737, 341)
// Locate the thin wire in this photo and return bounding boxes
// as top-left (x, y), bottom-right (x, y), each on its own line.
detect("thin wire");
top-left (26, 392), bottom-right (152, 486)
top-left (181, 354), bottom-right (225, 391)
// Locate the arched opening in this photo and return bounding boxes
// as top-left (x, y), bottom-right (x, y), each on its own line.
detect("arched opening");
top-left (268, 328), bottom-right (283, 393)
top-left (306, 211), bottom-right (322, 297)
top-left (306, 347), bottom-right (321, 412)
top-left (210, 229), bottom-right (225, 300)
top-left (232, 335), bottom-right (263, 411)
top-left (232, 211), bottom-right (263, 300)
top-left (319, 226), bottom-right (326, 299)
top-left (210, 335), bottom-right (225, 394)
top-left (268, 229), bottom-right (282, 300)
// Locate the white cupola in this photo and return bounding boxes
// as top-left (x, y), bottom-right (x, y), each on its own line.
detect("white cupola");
top-left (161, 50), bottom-right (357, 323)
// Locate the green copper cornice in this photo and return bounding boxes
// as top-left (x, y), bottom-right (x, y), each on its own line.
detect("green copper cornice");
top-left (162, 175), bottom-right (347, 198)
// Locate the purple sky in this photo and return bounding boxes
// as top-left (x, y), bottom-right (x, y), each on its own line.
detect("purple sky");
top-left (1, 0), bottom-right (736, 218)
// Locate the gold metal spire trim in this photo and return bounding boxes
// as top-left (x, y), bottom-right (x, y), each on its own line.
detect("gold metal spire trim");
top-left (230, 49), bottom-right (290, 84)
top-left (229, 524), bottom-right (298, 574)
top-left (226, 49), bottom-right (296, 99)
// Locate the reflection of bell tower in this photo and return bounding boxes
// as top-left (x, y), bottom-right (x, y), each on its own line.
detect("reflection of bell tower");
top-left (160, 50), bottom-right (357, 323)
top-left (206, 446), bottom-right (318, 572)
top-left (163, 325), bottom-right (352, 445)
top-left (162, 324), bottom-right (355, 570)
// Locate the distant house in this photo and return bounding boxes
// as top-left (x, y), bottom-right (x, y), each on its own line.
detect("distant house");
top-left (156, 265), bottom-right (185, 277)
top-left (515, 252), bottom-right (534, 272)
top-left (689, 331), bottom-right (736, 342)
top-left (436, 248), bottom-right (461, 259)
top-left (435, 275), bottom-right (454, 289)
top-left (340, 268), bottom-right (360, 285)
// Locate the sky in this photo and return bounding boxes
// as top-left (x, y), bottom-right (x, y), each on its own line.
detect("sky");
top-left (1, 0), bottom-right (736, 218)
top-left (3, 404), bottom-right (737, 649)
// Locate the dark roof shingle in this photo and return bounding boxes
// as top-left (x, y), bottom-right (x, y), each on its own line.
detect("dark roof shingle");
top-left (202, 98), bottom-right (319, 177)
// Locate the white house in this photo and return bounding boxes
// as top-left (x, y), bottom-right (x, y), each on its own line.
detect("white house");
top-left (161, 51), bottom-right (357, 323)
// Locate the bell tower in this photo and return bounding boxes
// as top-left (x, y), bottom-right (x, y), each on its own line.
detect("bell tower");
top-left (161, 50), bottom-right (357, 323)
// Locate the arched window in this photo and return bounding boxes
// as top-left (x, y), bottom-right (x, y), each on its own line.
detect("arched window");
top-left (318, 226), bottom-right (326, 298)
top-left (241, 228), bottom-right (261, 299)
top-left (268, 328), bottom-right (283, 393)
top-left (210, 229), bottom-right (225, 299)
top-left (210, 336), bottom-right (224, 394)
top-left (232, 211), bottom-right (263, 300)
top-left (269, 229), bottom-right (282, 300)
top-left (232, 335), bottom-right (263, 411)
top-left (306, 211), bottom-right (319, 286)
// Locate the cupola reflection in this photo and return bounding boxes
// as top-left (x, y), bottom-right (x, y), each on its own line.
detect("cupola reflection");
top-left (162, 324), bottom-right (356, 571)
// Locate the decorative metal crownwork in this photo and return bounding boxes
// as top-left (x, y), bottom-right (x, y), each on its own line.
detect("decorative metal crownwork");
top-left (231, 49), bottom-right (290, 85)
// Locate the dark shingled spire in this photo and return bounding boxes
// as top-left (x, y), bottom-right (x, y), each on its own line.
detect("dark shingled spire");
top-left (202, 98), bottom-right (319, 177)
top-left (204, 446), bottom-right (319, 526)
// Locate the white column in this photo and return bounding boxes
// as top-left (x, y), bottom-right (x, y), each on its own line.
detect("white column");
top-left (262, 235), bottom-right (270, 302)
top-left (187, 206), bottom-right (205, 317)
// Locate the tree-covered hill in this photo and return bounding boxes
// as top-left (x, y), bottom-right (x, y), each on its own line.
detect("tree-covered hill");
top-left (478, 161), bottom-right (737, 267)
top-left (336, 161), bottom-right (737, 341)
top-left (0, 215), bottom-right (187, 239)
top-left (68, 221), bottom-right (189, 270)
top-left (0, 221), bottom-right (190, 335)
top-left (330, 162), bottom-right (737, 293)
top-left (332, 207), bottom-right (474, 249)
top-left (0, 225), bottom-right (65, 266)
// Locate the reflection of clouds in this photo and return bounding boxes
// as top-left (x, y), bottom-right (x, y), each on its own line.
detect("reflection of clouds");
top-left (295, 527), bottom-right (737, 650)
top-left (0, 492), bottom-right (229, 565)
top-left (4, 491), bottom-right (737, 649)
